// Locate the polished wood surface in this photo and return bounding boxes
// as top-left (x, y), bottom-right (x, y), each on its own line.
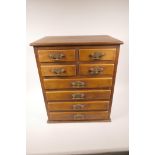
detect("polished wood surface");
top-left (79, 64), bottom-right (114, 76)
top-left (45, 90), bottom-right (111, 101)
top-left (43, 78), bottom-right (113, 89)
top-left (48, 101), bottom-right (109, 111)
top-left (41, 65), bottom-right (76, 77)
top-left (31, 35), bottom-right (123, 122)
top-left (49, 111), bottom-right (109, 121)
top-left (79, 48), bottom-right (116, 61)
top-left (38, 49), bottom-right (76, 62)
top-left (30, 35), bottom-right (123, 46)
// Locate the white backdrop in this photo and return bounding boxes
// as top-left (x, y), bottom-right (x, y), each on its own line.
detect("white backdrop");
top-left (26, 0), bottom-right (128, 154)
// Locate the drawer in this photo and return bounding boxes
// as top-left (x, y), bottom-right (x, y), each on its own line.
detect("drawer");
top-left (41, 65), bottom-right (76, 77)
top-left (43, 78), bottom-right (113, 89)
top-left (79, 64), bottom-right (114, 76)
top-left (49, 111), bottom-right (109, 121)
top-left (38, 49), bottom-right (76, 62)
top-left (46, 90), bottom-right (111, 101)
top-left (48, 101), bottom-right (110, 111)
top-left (79, 48), bottom-right (116, 61)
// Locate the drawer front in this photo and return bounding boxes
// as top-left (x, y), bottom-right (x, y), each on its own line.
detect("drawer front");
top-left (79, 48), bottom-right (116, 61)
top-left (43, 78), bottom-right (113, 89)
top-left (49, 111), bottom-right (109, 121)
top-left (48, 101), bottom-right (109, 111)
top-left (79, 64), bottom-right (114, 76)
top-left (38, 49), bottom-right (75, 62)
top-left (46, 90), bottom-right (111, 101)
top-left (41, 65), bottom-right (76, 77)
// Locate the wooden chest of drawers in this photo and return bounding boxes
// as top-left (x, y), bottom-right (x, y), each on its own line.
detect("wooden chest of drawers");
top-left (30, 35), bottom-right (123, 122)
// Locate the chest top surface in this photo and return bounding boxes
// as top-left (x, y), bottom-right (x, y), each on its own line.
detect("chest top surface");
top-left (30, 35), bottom-right (123, 47)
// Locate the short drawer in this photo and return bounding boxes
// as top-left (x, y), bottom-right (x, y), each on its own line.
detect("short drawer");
top-left (48, 101), bottom-right (110, 111)
top-left (49, 111), bottom-right (110, 121)
top-left (43, 78), bottom-right (113, 89)
top-left (79, 48), bottom-right (116, 61)
top-left (38, 49), bottom-right (75, 62)
top-left (45, 90), bottom-right (111, 101)
top-left (79, 64), bottom-right (114, 76)
top-left (41, 65), bottom-right (76, 77)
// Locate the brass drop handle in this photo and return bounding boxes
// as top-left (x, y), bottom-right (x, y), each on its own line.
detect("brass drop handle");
top-left (49, 53), bottom-right (65, 60)
top-left (73, 104), bottom-right (85, 110)
top-left (73, 114), bottom-right (85, 120)
top-left (89, 67), bottom-right (104, 75)
top-left (89, 52), bottom-right (104, 60)
top-left (72, 93), bottom-right (85, 100)
top-left (52, 68), bottom-right (66, 75)
top-left (71, 81), bottom-right (86, 88)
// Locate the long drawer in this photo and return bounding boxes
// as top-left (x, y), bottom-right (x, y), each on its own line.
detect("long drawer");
top-left (48, 101), bottom-right (110, 111)
top-left (45, 90), bottom-right (111, 101)
top-left (49, 111), bottom-right (109, 121)
top-left (43, 78), bottom-right (113, 89)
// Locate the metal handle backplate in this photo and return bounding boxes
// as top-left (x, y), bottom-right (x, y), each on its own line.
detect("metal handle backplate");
top-left (52, 68), bottom-right (65, 75)
top-left (89, 67), bottom-right (104, 75)
top-left (89, 52), bottom-right (104, 60)
top-left (73, 104), bottom-right (85, 110)
top-left (49, 53), bottom-right (65, 60)
top-left (72, 93), bottom-right (85, 100)
top-left (71, 81), bottom-right (86, 88)
top-left (73, 114), bottom-right (85, 120)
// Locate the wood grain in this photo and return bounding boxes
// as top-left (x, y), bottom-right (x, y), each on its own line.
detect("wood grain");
top-left (38, 49), bottom-right (75, 62)
top-left (79, 48), bottom-right (116, 61)
top-left (40, 65), bottom-right (76, 77)
top-left (31, 35), bottom-right (123, 122)
top-left (79, 64), bottom-right (114, 76)
top-left (48, 101), bottom-right (110, 111)
top-left (45, 90), bottom-right (111, 101)
top-left (43, 77), bottom-right (113, 89)
top-left (30, 35), bottom-right (123, 46)
top-left (49, 111), bottom-right (109, 121)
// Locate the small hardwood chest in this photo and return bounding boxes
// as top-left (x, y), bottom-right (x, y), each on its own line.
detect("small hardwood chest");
top-left (30, 35), bottom-right (123, 122)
